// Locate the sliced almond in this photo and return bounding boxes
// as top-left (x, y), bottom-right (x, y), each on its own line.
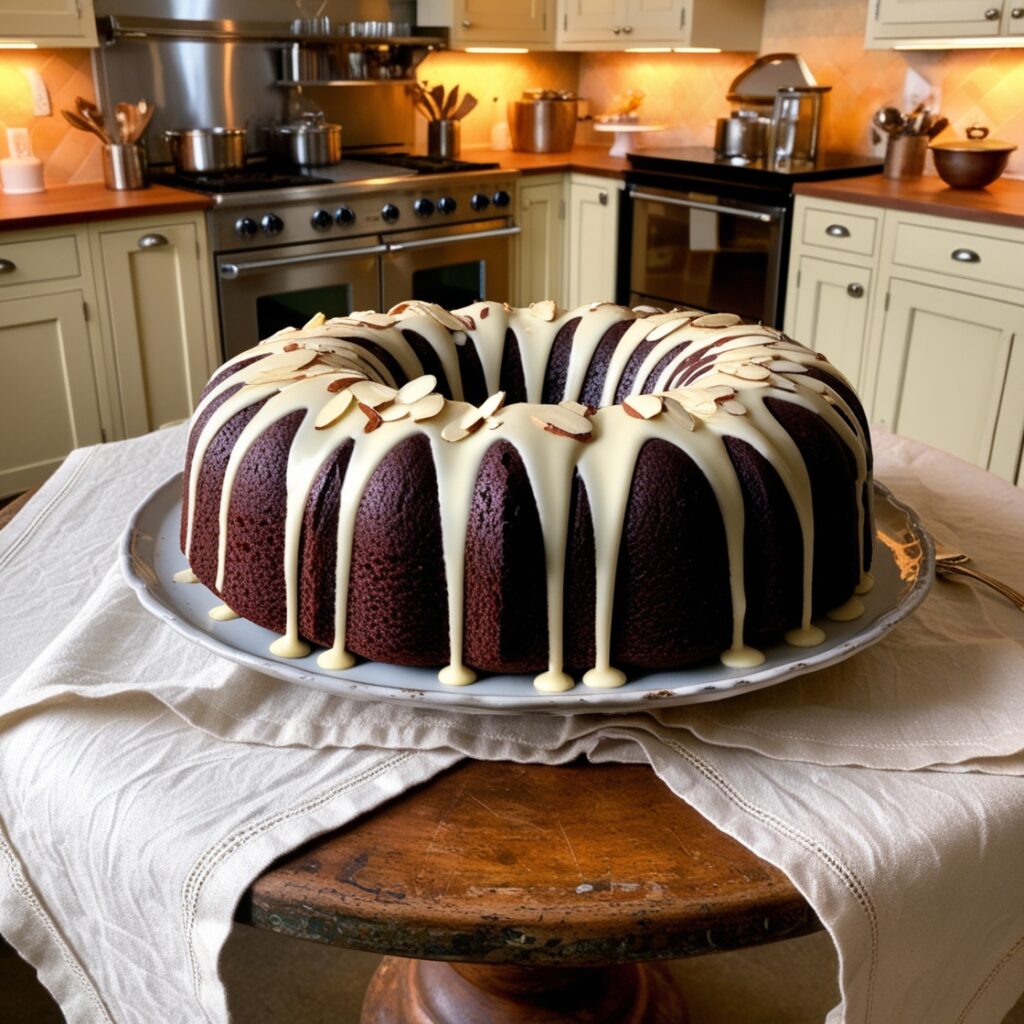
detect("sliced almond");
top-left (623, 394), bottom-right (663, 420)
top-left (528, 299), bottom-right (559, 322)
top-left (359, 403), bottom-right (383, 432)
top-left (282, 341), bottom-right (300, 352)
top-left (379, 403), bottom-right (411, 422)
top-left (722, 399), bottom-right (747, 415)
top-left (559, 400), bottom-right (595, 417)
top-left (326, 374), bottom-right (368, 393)
top-left (314, 390), bottom-right (355, 429)
top-left (409, 393), bottom-right (446, 422)
top-left (797, 376), bottom-right (829, 394)
top-left (529, 405), bottom-right (593, 441)
top-left (486, 416), bottom-right (503, 430)
top-left (441, 421), bottom-right (471, 443)
top-left (458, 406), bottom-right (486, 433)
top-left (692, 312), bottom-right (742, 328)
top-left (646, 318), bottom-right (690, 342)
top-left (768, 359), bottom-right (808, 374)
top-left (246, 348), bottom-right (318, 377)
top-left (662, 397), bottom-right (696, 431)
top-left (768, 374), bottom-right (798, 392)
top-left (478, 391), bottom-right (506, 419)
top-left (302, 312), bottom-right (327, 330)
top-left (350, 380), bottom-right (398, 408)
top-left (351, 311), bottom-right (397, 329)
top-left (704, 384), bottom-right (736, 400)
top-left (735, 364), bottom-right (771, 381)
top-left (397, 374), bottom-right (437, 406)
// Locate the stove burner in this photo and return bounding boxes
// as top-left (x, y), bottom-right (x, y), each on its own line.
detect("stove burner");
top-left (149, 165), bottom-right (333, 194)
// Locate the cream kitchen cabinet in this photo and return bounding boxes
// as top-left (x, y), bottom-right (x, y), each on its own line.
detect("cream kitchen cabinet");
top-left (564, 173), bottom-right (622, 308)
top-left (417, 0), bottom-right (554, 48)
top-left (865, 0), bottom-right (1024, 47)
top-left (784, 197), bottom-right (882, 388)
top-left (515, 174), bottom-right (565, 305)
top-left (0, 0), bottom-right (98, 47)
top-left (787, 195), bottom-right (1024, 484)
top-left (0, 209), bottom-right (218, 498)
top-left (557, 0), bottom-right (763, 51)
top-left (89, 212), bottom-right (219, 438)
top-left (0, 226), bottom-right (108, 497)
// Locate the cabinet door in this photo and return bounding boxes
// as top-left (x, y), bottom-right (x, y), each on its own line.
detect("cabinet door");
top-left (454, 0), bottom-right (550, 43)
top-left (0, 290), bottom-right (103, 497)
top-left (0, 0), bottom-right (97, 45)
top-left (872, 278), bottom-right (1024, 481)
top-left (566, 179), bottom-right (620, 309)
top-left (561, 0), bottom-right (623, 40)
top-left (625, 0), bottom-right (686, 38)
top-left (870, 0), bottom-right (1003, 38)
top-left (1010, 4), bottom-right (1024, 34)
top-left (515, 178), bottom-right (565, 306)
top-left (93, 219), bottom-right (216, 437)
top-left (788, 255), bottom-right (872, 390)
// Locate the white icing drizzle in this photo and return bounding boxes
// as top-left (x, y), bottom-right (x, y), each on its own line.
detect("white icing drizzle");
top-left (180, 302), bottom-right (874, 690)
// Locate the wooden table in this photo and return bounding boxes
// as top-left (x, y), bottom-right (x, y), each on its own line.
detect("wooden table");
top-left (1, 486), bottom-right (822, 1024)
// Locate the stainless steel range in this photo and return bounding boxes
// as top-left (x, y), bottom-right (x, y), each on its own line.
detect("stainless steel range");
top-left (159, 157), bottom-right (519, 359)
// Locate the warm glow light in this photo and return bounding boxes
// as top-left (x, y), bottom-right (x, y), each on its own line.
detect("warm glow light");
top-left (672, 47), bottom-right (722, 52)
top-left (0, 41), bottom-right (38, 49)
top-left (464, 47), bottom-right (530, 53)
top-left (894, 37), bottom-right (1024, 49)
top-left (625, 47), bottom-right (671, 52)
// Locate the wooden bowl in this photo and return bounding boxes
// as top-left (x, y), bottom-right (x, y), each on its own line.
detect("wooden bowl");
top-left (930, 126), bottom-right (1016, 189)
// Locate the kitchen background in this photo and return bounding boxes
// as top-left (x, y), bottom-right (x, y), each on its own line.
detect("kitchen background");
top-left (1, 0), bottom-right (1022, 185)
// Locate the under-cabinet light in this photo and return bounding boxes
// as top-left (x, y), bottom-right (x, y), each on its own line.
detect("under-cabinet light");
top-left (0, 41), bottom-right (38, 49)
top-left (465, 47), bottom-right (530, 53)
top-left (673, 46), bottom-right (721, 52)
top-left (894, 37), bottom-right (1024, 48)
top-left (625, 47), bottom-right (672, 52)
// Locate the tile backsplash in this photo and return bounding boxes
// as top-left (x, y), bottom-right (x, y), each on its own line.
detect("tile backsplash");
top-left (0, 49), bottom-right (102, 187)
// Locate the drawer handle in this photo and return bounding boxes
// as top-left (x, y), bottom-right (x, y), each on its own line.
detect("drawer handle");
top-left (825, 223), bottom-right (851, 238)
top-left (138, 233), bottom-right (169, 249)
top-left (0, 258), bottom-right (17, 274)
top-left (984, 5), bottom-right (1001, 17)
top-left (598, 191), bottom-right (609, 206)
top-left (847, 282), bottom-right (865, 298)
top-left (1013, 7), bottom-right (1024, 16)
top-left (951, 248), bottom-right (981, 263)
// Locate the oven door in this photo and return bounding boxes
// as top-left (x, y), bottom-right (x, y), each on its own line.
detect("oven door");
top-left (215, 237), bottom-right (385, 360)
top-left (381, 219), bottom-right (520, 311)
top-left (627, 185), bottom-right (787, 325)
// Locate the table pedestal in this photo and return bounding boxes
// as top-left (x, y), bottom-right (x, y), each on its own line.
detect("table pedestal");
top-left (362, 958), bottom-right (689, 1023)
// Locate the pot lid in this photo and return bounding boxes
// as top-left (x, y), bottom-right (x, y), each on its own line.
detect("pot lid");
top-left (930, 125), bottom-right (1017, 154)
top-left (522, 89), bottom-right (577, 101)
top-left (275, 112), bottom-right (341, 135)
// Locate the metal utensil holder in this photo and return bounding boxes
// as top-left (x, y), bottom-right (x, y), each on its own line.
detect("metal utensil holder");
top-left (102, 143), bottom-right (147, 190)
top-left (883, 134), bottom-right (927, 180)
top-left (428, 120), bottom-right (460, 159)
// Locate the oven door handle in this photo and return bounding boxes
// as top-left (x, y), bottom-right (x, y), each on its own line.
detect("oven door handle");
top-left (219, 243), bottom-right (389, 279)
top-left (384, 225), bottom-right (521, 253)
top-left (630, 190), bottom-right (778, 224)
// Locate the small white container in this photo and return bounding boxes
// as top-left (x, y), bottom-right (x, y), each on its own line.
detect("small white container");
top-left (1, 128), bottom-right (44, 195)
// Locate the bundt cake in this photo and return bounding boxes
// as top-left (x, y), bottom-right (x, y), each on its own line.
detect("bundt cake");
top-left (178, 300), bottom-right (874, 692)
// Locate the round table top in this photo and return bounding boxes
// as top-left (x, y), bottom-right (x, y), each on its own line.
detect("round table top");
top-left (242, 758), bottom-right (821, 966)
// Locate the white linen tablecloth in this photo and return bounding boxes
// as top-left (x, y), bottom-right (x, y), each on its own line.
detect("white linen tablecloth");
top-left (1, 425), bottom-right (1023, 1024)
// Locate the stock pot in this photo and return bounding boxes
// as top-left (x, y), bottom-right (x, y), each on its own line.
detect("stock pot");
top-left (269, 113), bottom-right (343, 167)
top-left (164, 127), bottom-right (246, 173)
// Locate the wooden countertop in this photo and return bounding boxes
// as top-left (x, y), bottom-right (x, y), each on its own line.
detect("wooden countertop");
top-left (469, 146), bottom-right (629, 179)
top-left (794, 174), bottom-right (1024, 230)
top-left (0, 182), bottom-right (213, 231)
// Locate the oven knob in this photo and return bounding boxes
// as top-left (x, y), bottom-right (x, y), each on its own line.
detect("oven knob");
top-left (437, 196), bottom-right (457, 214)
top-left (413, 198), bottom-right (435, 217)
top-left (492, 190), bottom-right (511, 208)
top-left (335, 205), bottom-right (356, 226)
top-left (311, 208), bottom-right (333, 231)
top-left (381, 203), bottom-right (401, 223)
top-left (260, 213), bottom-right (284, 236)
top-left (470, 192), bottom-right (490, 211)
top-left (234, 216), bottom-right (259, 238)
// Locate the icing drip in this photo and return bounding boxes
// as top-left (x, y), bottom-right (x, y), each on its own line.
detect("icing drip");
top-left (181, 301), bottom-right (874, 688)
top-left (208, 604), bottom-right (238, 621)
top-left (856, 572), bottom-right (875, 595)
top-left (173, 568), bottom-right (199, 584)
top-left (826, 597), bottom-right (864, 622)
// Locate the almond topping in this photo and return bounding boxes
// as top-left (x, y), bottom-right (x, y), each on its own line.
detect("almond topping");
top-left (559, 400), bottom-right (595, 417)
top-left (350, 380), bottom-right (398, 408)
top-left (623, 394), bottom-right (663, 419)
top-left (692, 312), bottom-right (742, 328)
top-left (410, 393), bottom-right (446, 421)
top-left (722, 399), bottom-right (748, 415)
top-left (478, 391), bottom-right (506, 419)
top-left (441, 421), bottom-right (472, 443)
top-left (529, 405), bottom-right (593, 441)
top-left (302, 312), bottom-right (327, 330)
top-left (458, 407), bottom-right (486, 433)
top-left (646, 318), bottom-right (690, 342)
top-left (767, 359), bottom-right (808, 374)
top-left (314, 391), bottom-right (355, 429)
top-left (528, 299), bottom-right (559, 322)
top-left (735, 364), bottom-right (771, 381)
top-left (359, 403), bottom-right (383, 432)
top-left (396, 374), bottom-right (437, 406)
top-left (326, 375), bottom-right (368, 393)
top-left (379, 404), bottom-right (411, 422)
top-left (663, 397), bottom-right (696, 431)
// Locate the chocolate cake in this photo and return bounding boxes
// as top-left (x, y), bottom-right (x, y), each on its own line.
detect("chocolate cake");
top-left (179, 300), bottom-right (874, 692)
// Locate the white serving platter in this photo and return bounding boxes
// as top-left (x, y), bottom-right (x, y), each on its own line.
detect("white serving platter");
top-left (120, 476), bottom-right (934, 715)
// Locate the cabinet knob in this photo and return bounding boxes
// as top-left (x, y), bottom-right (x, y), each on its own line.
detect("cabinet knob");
top-left (1012, 6), bottom-right (1023, 15)
top-left (984, 6), bottom-right (1001, 17)
top-left (846, 282), bottom-right (864, 298)
top-left (825, 223), bottom-right (851, 238)
top-left (613, 25), bottom-right (622, 33)
top-left (622, 24), bottom-right (633, 32)
top-left (598, 191), bottom-right (609, 205)
top-left (0, 257), bottom-right (17, 274)
top-left (462, 18), bottom-right (472, 26)
top-left (951, 248), bottom-right (981, 263)
top-left (138, 233), bottom-right (169, 249)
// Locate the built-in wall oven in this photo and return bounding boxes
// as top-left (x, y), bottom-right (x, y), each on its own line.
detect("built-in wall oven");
top-left (619, 148), bottom-right (883, 327)
top-left (166, 159), bottom-right (519, 360)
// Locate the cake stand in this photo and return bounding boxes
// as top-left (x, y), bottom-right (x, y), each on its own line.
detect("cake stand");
top-left (593, 121), bottom-right (667, 156)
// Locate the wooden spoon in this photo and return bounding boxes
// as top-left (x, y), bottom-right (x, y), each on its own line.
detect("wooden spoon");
top-left (62, 108), bottom-right (111, 143)
top-left (75, 96), bottom-right (111, 143)
top-left (450, 92), bottom-right (478, 121)
top-left (442, 84), bottom-right (460, 119)
top-left (430, 84), bottom-right (445, 120)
